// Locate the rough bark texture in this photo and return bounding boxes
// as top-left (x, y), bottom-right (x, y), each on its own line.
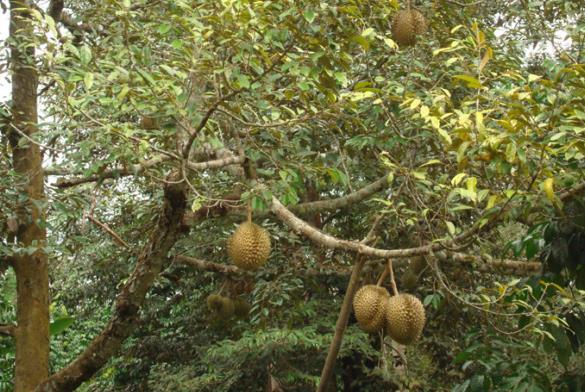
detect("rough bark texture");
top-left (9, 1), bottom-right (50, 390)
top-left (36, 179), bottom-right (187, 391)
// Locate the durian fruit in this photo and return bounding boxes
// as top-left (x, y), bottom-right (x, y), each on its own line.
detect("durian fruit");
top-left (233, 298), bottom-right (251, 318)
top-left (207, 294), bottom-right (235, 318)
top-left (391, 9), bottom-right (428, 47)
top-left (353, 285), bottom-right (390, 333)
top-left (227, 221), bottom-right (271, 270)
top-left (401, 270), bottom-right (419, 291)
top-left (410, 256), bottom-right (427, 274)
top-left (385, 294), bottom-right (426, 345)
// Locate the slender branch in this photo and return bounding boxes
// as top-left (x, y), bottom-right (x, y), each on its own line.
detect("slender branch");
top-left (0, 324), bottom-right (15, 337)
top-left (376, 266), bottom-right (389, 286)
top-left (176, 252), bottom-right (540, 278)
top-left (558, 180), bottom-right (585, 201)
top-left (442, 252), bottom-right (541, 274)
top-left (217, 108), bottom-right (317, 129)
top-left (51, 156), bottom-right (169, 187)
top-left (388, 259), bottom-right (398, 295)
top-left (176, 255), bottom-right (242, 275)
top-left (175, 254), bottom-right (352, 277)
top-left (317, 215), bottom-right (382, 392)
top-left (185, 155), bottom-right (245, 171)
top-left (87, 216), bottom-right (130, 249)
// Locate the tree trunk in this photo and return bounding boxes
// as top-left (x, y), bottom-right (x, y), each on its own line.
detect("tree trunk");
top-left (9, 1), bottom-right (50, 390)
top-left (36, 178), bottom-right (188, 391)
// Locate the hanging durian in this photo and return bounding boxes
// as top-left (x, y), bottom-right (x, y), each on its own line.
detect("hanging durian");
top-left (353, 285), bottom-right (390, 333)
top-left (401, 270), bottom-right (419, 291)
top-left (391, 8), bottom-right (428, 46)
top-left (207, 294), bottom-right (235, 319)
top-left (385, 293), bottom-right (426, 345)
top-left (227, 208), bottom-right (271, 270)
top-left (233, 298), bottom-right (251, 318)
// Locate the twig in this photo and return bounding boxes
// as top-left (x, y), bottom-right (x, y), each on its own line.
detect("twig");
top-left (87, 216), bottom-right (131, 250)
top-left (182, 43), bottom-right (293, 158)
top-left (9, 123), bottom-right (64, 153)
top-left (388, 259), bottom-right (398, 296)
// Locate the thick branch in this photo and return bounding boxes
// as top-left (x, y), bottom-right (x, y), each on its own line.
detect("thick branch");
top-left (291, 175), bottom-right (388, 215)
top-left (272, 197), bottom-right (545, 269)
top-left (174, 255), bottom-right (351, 277)
top-left (444, 252), bottom-right (541, 274)
top-left (37, 179), bottom-right (188, 391)
top-left (0, 324), bottom-right (15, 337)
top-left (183, 175), bottom-right (389, 225)
top-left (50, 155), bottom-right (244, 188)
top-left (273, 196), bottom-right (430, 262)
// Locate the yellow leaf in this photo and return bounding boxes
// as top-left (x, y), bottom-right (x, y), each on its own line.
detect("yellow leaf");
top-left (487, 195), bottom-right (497, 209)
top-left (420, 159), bottom-right (442, 167)
top-left (430, 116), bottom-right (440, 129)
top-left (451, 173), bottom-right (467, 186)
top-left (479, 47), bottom-right (493, 72)
top-left (410, 99), bottom-right (421, 110)
top-left (466, 177), bottom-right (477, 193)
top-left (543, 178), bottom-right (554, 201)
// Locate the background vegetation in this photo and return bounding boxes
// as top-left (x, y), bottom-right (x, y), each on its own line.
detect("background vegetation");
top-left (1, 0), bottom-right (584, 391)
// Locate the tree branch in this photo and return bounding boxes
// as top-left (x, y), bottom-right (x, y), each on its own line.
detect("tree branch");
top-left (87, 216), bottom-right (131, 250)
top-left (37, 177), bottom-right (188, 391)
top-left (271, 197), bottom-right (542, 268)
top-left (271, 180), bottom-right (585, 262)
top-left (50, 155), bottom-right (244, 188)
top-left (183, 174), bottom-right (389, 225)
top-left (443, 252), bottom-right (541, 274)
top-left (0, 324), bottom-right (15, 337)
top-left (174, 255), bottom-right (352, 277)
top-left (291, 175), bottom-right (388, 215)
top-left (318, 215), bottom-right (382, 392)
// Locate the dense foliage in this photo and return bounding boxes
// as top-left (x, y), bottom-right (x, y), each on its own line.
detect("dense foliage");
top-left (1, 0), bottom-right (584, 390)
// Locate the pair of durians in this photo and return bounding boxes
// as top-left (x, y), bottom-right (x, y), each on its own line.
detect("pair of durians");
top-left (353, 285), bottom-right (425, 345)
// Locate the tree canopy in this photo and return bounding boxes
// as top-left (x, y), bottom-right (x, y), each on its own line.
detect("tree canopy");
top-left (1, 0), bottom-right (584, 391)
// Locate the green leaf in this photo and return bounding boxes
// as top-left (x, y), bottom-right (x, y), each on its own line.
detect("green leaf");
top-left (50, 317), bottom-right (75, 336)
top-left (83, 72), bottom-right (94, 90)
top-left (237, 75), bottom-right (250, 89)
top-left (79, 45), bottom-right (92, 66)
top-left (303, 9), bottom-right (316, 23)
top-left (158, 24), bottom-right (172, 35)
top-left (453, 74), bottom-right (482, 89)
